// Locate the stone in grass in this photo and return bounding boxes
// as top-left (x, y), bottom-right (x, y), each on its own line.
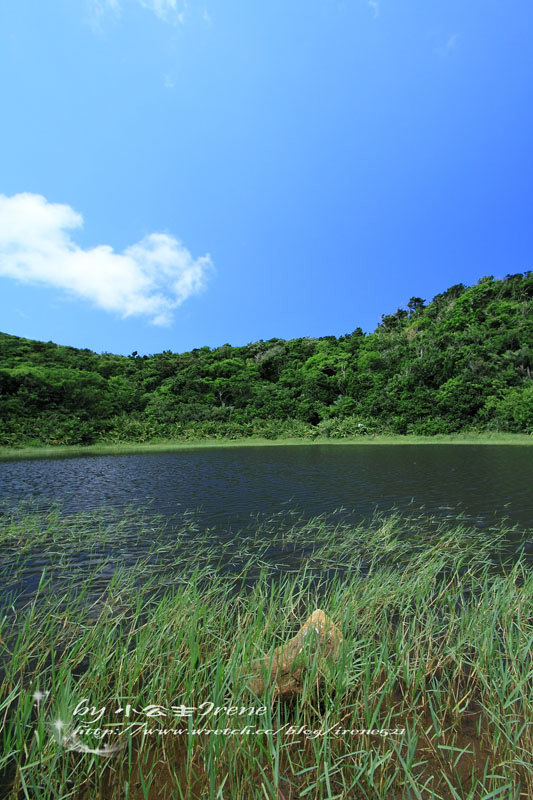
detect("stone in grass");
top-left (247, 610), bottom-right (343, 698)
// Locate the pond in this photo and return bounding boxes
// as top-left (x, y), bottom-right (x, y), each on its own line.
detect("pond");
top-left (2, 443), bottom-right (532, 527)
top-left (1, 444), bottom-right (532, 602)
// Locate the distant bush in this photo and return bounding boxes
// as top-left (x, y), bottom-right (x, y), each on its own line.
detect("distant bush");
top-left (479, 385), bottom-right (533, 433)
top-left (315, 416), bottom-right (377, 438)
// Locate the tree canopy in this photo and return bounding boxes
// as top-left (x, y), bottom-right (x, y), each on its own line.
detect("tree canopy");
top-left (1, 273), bottom-right (531, 446)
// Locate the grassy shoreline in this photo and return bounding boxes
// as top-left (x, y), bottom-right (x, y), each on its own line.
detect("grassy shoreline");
top-left (1, 507), bottom-right (532, 799)
top-left (0, 432), bottom-right (531, 461)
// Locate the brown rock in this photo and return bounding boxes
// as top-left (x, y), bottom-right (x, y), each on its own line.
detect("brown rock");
top-left (247, 609), bottom-right (343, 698)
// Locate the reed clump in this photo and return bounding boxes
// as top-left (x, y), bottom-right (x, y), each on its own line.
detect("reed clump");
top-left (0, 506), bottom-right (531, 799)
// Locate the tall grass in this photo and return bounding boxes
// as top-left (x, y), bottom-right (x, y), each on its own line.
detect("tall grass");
top-left (0, 507), bottom-right (531, 799)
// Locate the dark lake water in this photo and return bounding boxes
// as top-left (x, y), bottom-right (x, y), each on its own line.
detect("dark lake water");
top-left (2, 444), bottom-right (532, 528)
top-left (1, 445), bottom-right (532, 602)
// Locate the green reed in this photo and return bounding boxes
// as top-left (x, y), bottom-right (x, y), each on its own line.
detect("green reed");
top-left (0, 506), bottom-right (531, 799)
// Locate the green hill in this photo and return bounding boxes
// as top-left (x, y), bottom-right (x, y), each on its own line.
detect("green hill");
top-left (1, 273), bottom-right (532, 446)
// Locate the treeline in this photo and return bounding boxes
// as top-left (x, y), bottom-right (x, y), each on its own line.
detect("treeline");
top-left (0, 274), bottom-right (532, 446)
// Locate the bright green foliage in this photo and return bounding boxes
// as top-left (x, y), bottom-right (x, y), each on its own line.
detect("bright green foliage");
top-left (1, 507), bottom-right (532, 799)
top-left (0, 273), bottom-right (531, 446)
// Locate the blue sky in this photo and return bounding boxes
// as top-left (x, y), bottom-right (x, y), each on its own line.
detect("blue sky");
top-left (1, 0), bottom-right (532, 355)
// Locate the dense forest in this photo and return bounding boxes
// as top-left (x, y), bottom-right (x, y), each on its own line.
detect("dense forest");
top-left (0, 274), bottom-right (532, 447)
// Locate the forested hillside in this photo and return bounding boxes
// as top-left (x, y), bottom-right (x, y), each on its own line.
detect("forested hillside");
top-left (1, 274), bottom-right (532, 446)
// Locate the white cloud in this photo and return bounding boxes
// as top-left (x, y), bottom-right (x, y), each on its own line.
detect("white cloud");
top-left (86, 0), bottom-right (120, 30)
top-left (88, 0), bottom-right (187, 24)
top-left (90, 0), bottom-right (120, 13)
top-left (445, 33), bottom-right (459, 50)
top-left (0, 193), bottom-right (213, 326)
top-left (436, 32), bottom-right (460, 57)
top-left (139, 0), bottom-right (183, 22)
top-left (368, 0), bottom-right (379, 18)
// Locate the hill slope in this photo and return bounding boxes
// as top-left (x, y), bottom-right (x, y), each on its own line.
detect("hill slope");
top-left (1, 273), bottom-right (532, 446)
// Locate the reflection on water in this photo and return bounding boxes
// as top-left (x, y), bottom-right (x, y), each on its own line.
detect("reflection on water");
top-left (1, 445), bottom-right (532, 603)
top-left (1, 444), bottom-right (532, 528)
